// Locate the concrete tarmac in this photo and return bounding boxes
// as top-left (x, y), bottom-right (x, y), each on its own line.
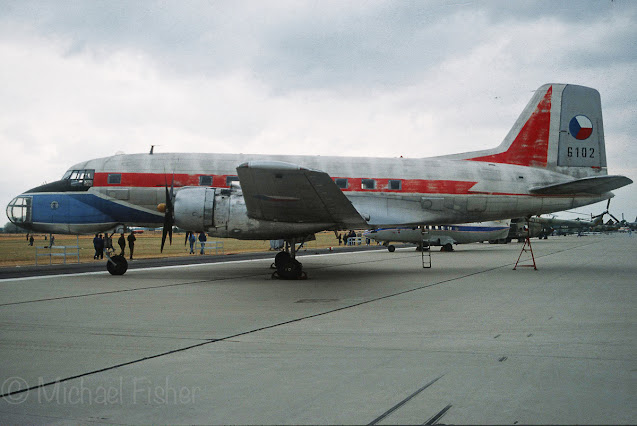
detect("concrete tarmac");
top-left (0, 234), bottom-right (635, 424)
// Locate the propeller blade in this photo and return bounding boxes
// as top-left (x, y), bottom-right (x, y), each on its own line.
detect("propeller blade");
top-left (160, 175), bottom-right (175, 252)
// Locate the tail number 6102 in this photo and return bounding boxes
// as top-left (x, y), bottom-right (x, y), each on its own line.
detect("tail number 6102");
top-left (567, 147), bottom-right (594, 158)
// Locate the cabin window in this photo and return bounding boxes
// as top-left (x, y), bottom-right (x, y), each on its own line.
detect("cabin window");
top-left (226, 176), bottom-right (239, 186)
top-left (361, 179), bottom-right (376, 190)
top-left (107, 174), bottom-right (121, 185)
top-left (388, 180), bottom-right (401, 190)
top-left (335, 178), bottom-right (348, 189)
top-left (199, 176), bottom-right (213, 186)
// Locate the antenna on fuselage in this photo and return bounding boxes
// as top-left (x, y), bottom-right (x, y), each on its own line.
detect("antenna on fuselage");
top-left (150, 145), bottom-right (155, 155)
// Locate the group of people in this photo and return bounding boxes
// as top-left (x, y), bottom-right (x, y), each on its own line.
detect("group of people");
top-left (337, 230), bottom-right (362, 246)
top-left (26, 230), bottom-right (217, 260)
top-left (187, 231), bottom-right (208, 254)
top-left (26, 233), bottom-right (54, 247)
top-left (93, 232), bottom-right (136, 260)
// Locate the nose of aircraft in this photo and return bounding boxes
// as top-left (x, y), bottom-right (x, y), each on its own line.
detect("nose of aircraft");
top-left (6, 195), bottom-right (33, 230)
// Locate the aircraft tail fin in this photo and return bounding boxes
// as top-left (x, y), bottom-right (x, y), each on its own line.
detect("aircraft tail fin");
top-left (456, 84), bottom-right (608, 179)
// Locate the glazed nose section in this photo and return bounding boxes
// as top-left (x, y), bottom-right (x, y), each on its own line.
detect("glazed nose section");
top-left (6, 195), bottom-right (33, 230)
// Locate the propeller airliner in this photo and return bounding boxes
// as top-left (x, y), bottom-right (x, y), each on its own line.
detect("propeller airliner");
top-left (6, 84), bottom-right (632, 278)
top-left (363, 220), bottom-right (511, 252)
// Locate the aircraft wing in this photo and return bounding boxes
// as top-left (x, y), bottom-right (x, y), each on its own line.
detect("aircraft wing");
top-left (236, 161), bottom-right (367, 227)
top-left (529, 175), bottom-right (633, 195)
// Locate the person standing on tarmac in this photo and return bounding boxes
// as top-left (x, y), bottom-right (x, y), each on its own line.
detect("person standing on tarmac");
top-left (118, 233), bottom-right (126, 256)
top-left (93, 234), bottom-right (100, 259)
top-left (198, 232), bottom-right (207, 255)
top-left (96, 234), bottom-right (104, 259)
top-left (127, 232), bottom-right (136, 260)
top-left (188, 232), bottom-right (196, 254)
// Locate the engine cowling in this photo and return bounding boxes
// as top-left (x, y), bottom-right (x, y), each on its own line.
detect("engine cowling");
top-left (173, 186), bottom-right (338, 239)
top-left (173, 187), bottom-right (233, 232)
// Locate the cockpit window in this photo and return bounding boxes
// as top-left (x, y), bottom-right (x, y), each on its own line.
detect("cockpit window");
top-left (63, 169), bottom-right (94, 187)
top-left (6, 196), bottom-right (32, 224)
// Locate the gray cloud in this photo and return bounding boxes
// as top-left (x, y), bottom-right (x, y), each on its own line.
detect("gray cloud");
top-left (3, 1), bottom-right (634, 92)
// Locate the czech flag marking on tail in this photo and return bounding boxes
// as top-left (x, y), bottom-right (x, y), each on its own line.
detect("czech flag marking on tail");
top-left (569, 115), bottom-right (593, 140)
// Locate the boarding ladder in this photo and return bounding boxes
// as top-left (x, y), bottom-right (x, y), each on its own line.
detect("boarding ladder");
top-left (421, 226), bottom-right (431, 269)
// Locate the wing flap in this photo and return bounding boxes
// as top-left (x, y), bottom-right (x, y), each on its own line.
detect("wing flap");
top-left (530, 175), bottom-right (632, 195)
top-left (236, 161), bottom-right (367, 227)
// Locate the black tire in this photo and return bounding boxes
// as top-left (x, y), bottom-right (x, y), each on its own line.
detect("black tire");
top-left (107, 255), bottom-right (128, 275)
top-left (387, 245), bottom-right (396, 252)
top-left (277, 258), bottom-right (303, 280)
top-left (274, 251), bottom-right (291, 268)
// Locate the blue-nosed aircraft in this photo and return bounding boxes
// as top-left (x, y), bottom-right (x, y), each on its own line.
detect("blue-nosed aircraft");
top-left (363, 220), bottom-right (511, 252)
top-left (6, 84), bottom-right (632, 278)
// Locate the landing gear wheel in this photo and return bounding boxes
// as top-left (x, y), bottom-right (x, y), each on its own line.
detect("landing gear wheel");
top-left (107, 255), bottom-right (128, 275)
top-left (387, 245), bottom-right (396, 252)
top-left (440, 243), bottom-right (454, 252)
top-left (275, 251), bottom-right (291, 264)
top-left (271, 251), bottom-right (291, 269)
top-left (272, 251), bottom-right (307, 280)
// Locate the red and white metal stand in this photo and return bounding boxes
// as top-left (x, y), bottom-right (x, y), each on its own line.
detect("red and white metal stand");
top-left (513, 226), bottom-right (537, 270)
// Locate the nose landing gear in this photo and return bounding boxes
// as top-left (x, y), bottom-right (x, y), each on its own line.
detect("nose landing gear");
top-left (104, 229), bottom-right (128, 275)
top-left (106, 253), bottom-right (128, 275)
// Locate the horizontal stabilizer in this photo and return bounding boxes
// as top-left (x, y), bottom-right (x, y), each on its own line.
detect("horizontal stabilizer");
top-left (236, 161), bottom-right (367, 227)
top-left (530, 175), bottom-right (633, 195)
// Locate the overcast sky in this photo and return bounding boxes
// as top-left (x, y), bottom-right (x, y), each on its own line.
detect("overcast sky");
top-left (1, 0), bottom-right (635, 225)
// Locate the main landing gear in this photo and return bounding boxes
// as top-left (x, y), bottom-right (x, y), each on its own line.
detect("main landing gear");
top-left (271, 239), bottom-right (308, 280)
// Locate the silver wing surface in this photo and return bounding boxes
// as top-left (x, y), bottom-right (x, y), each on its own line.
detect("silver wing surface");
top-left (236, 161), bottom-right (367, 228)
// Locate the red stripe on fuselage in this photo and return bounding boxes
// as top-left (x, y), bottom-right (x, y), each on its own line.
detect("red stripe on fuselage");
top-left (93, 173), bottom-right (235, 188)
top-left (93, 172), bottom-right (479, 195)
top-left (91, 172), bottom-right (593, 198)
top-left (467, 86), bottom-right (552, 167)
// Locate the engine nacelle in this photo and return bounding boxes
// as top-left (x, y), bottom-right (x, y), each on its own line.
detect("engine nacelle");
top-left (173, 186), bottom-right (336, 239)
top-left (174, 187), bottom-right (234, 233)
